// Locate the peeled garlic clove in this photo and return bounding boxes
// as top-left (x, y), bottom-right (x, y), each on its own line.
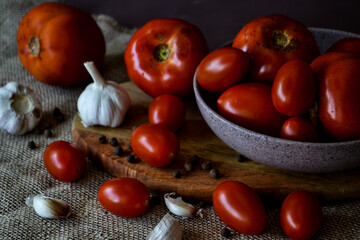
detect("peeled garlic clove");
top-left (147, 213), bottom-right (182, 240)
top-left (0, 82), bottom-right (42, 135)
top-left (26, 194), bottom-right (71, 219)
top-left (164, 192), bottom-right (202, 218)
top-left (77, 61), bottom-right (131, 128)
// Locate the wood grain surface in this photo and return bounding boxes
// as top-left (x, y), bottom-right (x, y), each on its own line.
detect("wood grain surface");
top-left (72, 81), bottom-right (360, 202)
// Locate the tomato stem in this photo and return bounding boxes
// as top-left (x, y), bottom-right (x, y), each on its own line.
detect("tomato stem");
top-left (28, 36), bottom-right (40, 57)
top-left (153, 43), bottom-right (171, 62)
top-left (271, 30), bottom-right (293, 50)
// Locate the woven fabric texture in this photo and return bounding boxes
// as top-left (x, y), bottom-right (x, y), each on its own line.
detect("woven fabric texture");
top-left (1, 1), bottom-right (360, 239)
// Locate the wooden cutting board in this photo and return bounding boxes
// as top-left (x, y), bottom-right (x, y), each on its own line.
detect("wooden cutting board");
top-left (72, 81), bottom-right (360, 202)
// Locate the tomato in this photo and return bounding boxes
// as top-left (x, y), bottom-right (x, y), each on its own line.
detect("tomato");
top-left (98, 178), bottom-right (150, 218)
top-left (130, 124), bottom-right (180, 167)
top-left (232, 14), bottom-right (319, 83)
top-left (327, 37), bottom-right (360, 53)
top-left (217, 83), bottom-right (287, 137)
top-left (213, 181), bottom-right (267, 235)
top-left (17, 2), bottom-right (105, 86)
top-left (319, 58), bottom-right (360, 141)
top-left (281, 117), bottom-right (319, 142)
top-left (43, 140), bottom-right (87, 182)
top-left (196, 47), bottom-right (250, 92)
top-left (280, 191), bottom-right (323, 240)
top-left (148, 94), bottom-right (185, 132)
top-left (124, 18), bottom-right (208, 98)
top-left (272, 60), bottom-right (316, 116)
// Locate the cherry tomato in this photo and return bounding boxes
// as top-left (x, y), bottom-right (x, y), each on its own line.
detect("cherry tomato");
top-left (232, 14), bottom-right (319, 83)
top-left (217, 83), bottom-right (287, 137)
top-left (319, 58), bottom-right (360, 141)
top-left (148, 94), bottom-right (185, 132)
top-left (124, 18), bottom-right (208, 98)
top-left (98, 178), bottom-right (150, 218)
top-left (272, 60), bottom-right (316, 117)
top-left (130, 124), bottom-right (180, 167)
top-left (43, 140), bottom-right (87, 182)
top-left (281, 117), bottom-right (319, 142)
top-left (196, 47), bottom-right (250, 92)
top-left (213, 181), bottom-right (267, 235)
top-left (280, 191), bottom-right (323, 240)
top-left (327, 37), bottom-right (360, 53)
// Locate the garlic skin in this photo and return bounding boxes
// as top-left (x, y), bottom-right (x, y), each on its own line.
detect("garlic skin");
top-left (164, 192), bottom-right (202, 218)
top-left (77, 61), bottom-right (131, 128)
top-left (25, 194), bottom-right (71, 219)
top-left (0, 82), bottom-right (42, 135)
top-left (147, 213), bottom-right (182, 240)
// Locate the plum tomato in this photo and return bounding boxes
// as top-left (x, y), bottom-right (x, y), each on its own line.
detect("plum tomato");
top-left (319, 58), bottom-right (360, 141)
top-left (280, 191), bottom-right (323, 240)
top-left (98, 177), bottom-right (150, 218)
top-left (272, 60), bottom-right (316, 117)
top-left (217, 83), bottom-right (287, 137)
top-left (148, 94), bottom-right (185, 132)
top-left (280, 117), bottom-right (319, 142)
top-left (130, 124), bottom-right (180, 167)
top-left (196, 47), bottom-right (250, 92)
top-left (43, 140), bottom-right (87, 182)
top-left (327, 37), bottom-right (360, 54)
top-left (124, 18), bottom-right (208, 98)
top-left (212, 181), bottom-right (267, 235)
top-left (232, 14), bottom-right (319, 83)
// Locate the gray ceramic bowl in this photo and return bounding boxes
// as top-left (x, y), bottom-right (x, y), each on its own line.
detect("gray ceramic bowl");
top-left (194, 27), bottom-right (360, 173)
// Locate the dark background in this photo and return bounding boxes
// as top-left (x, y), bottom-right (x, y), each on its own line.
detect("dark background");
top-left (64, 0), bottom-right (359, 50)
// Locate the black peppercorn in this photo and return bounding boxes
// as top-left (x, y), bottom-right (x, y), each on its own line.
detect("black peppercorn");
top-left (184, 162), bottom-right (194, 172)
top-left (53, 107), bottom-right (65, 123)
top-left (201, 161), bottom-right (212, 171)
top-left (109, 137), bottom-right (118, 146)
top-left (27, 140), bottom-right (36, 150)
top-left (126, 154), bottom-right (136, 163)
top-left (236, 154), bottom-right (245, 162)
top-left (221, 227), bottom-right (231, 238)
top-left (190, 154), bottom-right (200, 165)
top-left (172, 170), bottom-right (181, 178)
top-left (210, 168), bottom-right (220, 179)
top-left (127, 142), bottom-right (132, 151)
top-left (98, 135), bottom-right (107, 144)
top-left (44, 129), bottom-right (53, 138)
top-left (114, 146), bottom-right (123, 156)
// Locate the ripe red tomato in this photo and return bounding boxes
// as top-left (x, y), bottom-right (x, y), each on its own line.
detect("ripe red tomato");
top-left (130, 124), bottom-right (180, 167)
top-left (17, 2), bottom-right (105, 86)
top-left (148, 94), bottom-right (185, 132)
top-left (272, 60), bottom-right (316, 117)
top-left (43, 140), bottom-right (87, 182)
top-left (281, 117), bottom-right (319, 142)
top-left (319, 58), bottom-right (360, 141)
top-left (124, 18), bottom-right (208, 98)
top-left (327, 37), bottom-right (360, 53)
top-left (98, 178), bottom-right (150, 218)
top-left (232, 14), bottom-right (319, 83)
top-left (213, 181), bottom-right (267, 235)
top-left (217, 83), bottom-right (287, 137)
top-left (196, 47), bottom-right (250, 92)
top-left (280, 191), bottom-right (323, 240)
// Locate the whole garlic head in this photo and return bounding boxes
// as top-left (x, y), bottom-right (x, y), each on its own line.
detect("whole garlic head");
top-left (77, 61), bottom-right (131, 128)
top-left (0, 81), bottom-right (42, 135)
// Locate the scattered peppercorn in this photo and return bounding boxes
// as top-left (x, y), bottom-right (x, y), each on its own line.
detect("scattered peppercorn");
top-left (114, 146), bottom-right (123, 156)
top-left (190, 154), bottom-right (200, 165)
top-left (221, 227), bottom-right (231, 238)
top-left (53, 107), bottom-right (65, 122)
top-left (44, 129), bottom-right (53, 138)
top-left (149, 190), bottom-right (161, 208)
top-left (126, 154), bottom-right (136, 163)
top-left (184, 162), bottom-right (194, 172)
top-left (53, 107), bottom-right (61, 117)
top-left (172, 170), bottom-right (181, 178)
top-left (127, 142), bottom-right (132, 151)
top-left (27, 140), bottom-right (36, 150)
top-left (201, 161), bottom-right (212, 171)
top-left (210, 168), bottom-right (220, 179)
top-left (98, 135), bottom-right (107, 144)
top-left (109, 137), bottom-right (118, 146)
top-left (236, 154), bottom-right (245, 162)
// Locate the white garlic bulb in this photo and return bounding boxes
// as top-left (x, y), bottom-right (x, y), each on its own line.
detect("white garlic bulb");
top-left (77, 61), bottom-right (131, 128)
top-left (25, 194), bottom-right (72, 219)
top-left (147, 213), bottom-right (182, 240)
top-left (0, 81), bottom-right (42, 135)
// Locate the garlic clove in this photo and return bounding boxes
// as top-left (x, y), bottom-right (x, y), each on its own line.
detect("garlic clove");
top-left (147, 213), bottom-right (182, 240)
top-left (164, 192), bottom-right (202, 218)
top-left (26, 194), bottom-right (71, 219)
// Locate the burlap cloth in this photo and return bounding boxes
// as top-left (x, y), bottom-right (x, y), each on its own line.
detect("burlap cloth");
top-left (1, 1), bottom-right (360, 239)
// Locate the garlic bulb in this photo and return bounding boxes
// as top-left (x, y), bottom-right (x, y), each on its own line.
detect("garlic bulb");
top-left (77, 61), bottom-right (131, 128)
top-left (147, 213), bottom-right (182, 240)
top-left (164, 192), bottom-right (202, 218)
top-left (25, 194), bottom-right (71, 219)
top-left (0, 81), bottom-right (42, 135)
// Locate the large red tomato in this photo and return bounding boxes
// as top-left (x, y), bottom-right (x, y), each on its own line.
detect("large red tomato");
top-left (281, 117), bottom-right (319, 142)
top-left (217, 83), bottom-right (287, 137)
top-left (98, 178), bottom-right (150, 218)
top-left (327, 37), bottom-right (360, 53)
top-left (148, 94), bottom-right (185, 132)
top-left (272, 60), bottom-right (316, 116)
top-left (212, 181), bottom-right (267, 235)
top-left (17, 2), bottom-right (105, 86)
top-left (196, 47), bottom-right (250, 92)
top-left (319, 58), bottom-right (360, 141)
top-left (124, 18), bottom-right (208, 98)
top-left (130, 124), bottom-right (180, 167)
top-left (280, 191), bottom-right (323, 240)
top-left (43, 141), bottom-right (87, 182)
top-left (232, 14), bottom-right (319, 83)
